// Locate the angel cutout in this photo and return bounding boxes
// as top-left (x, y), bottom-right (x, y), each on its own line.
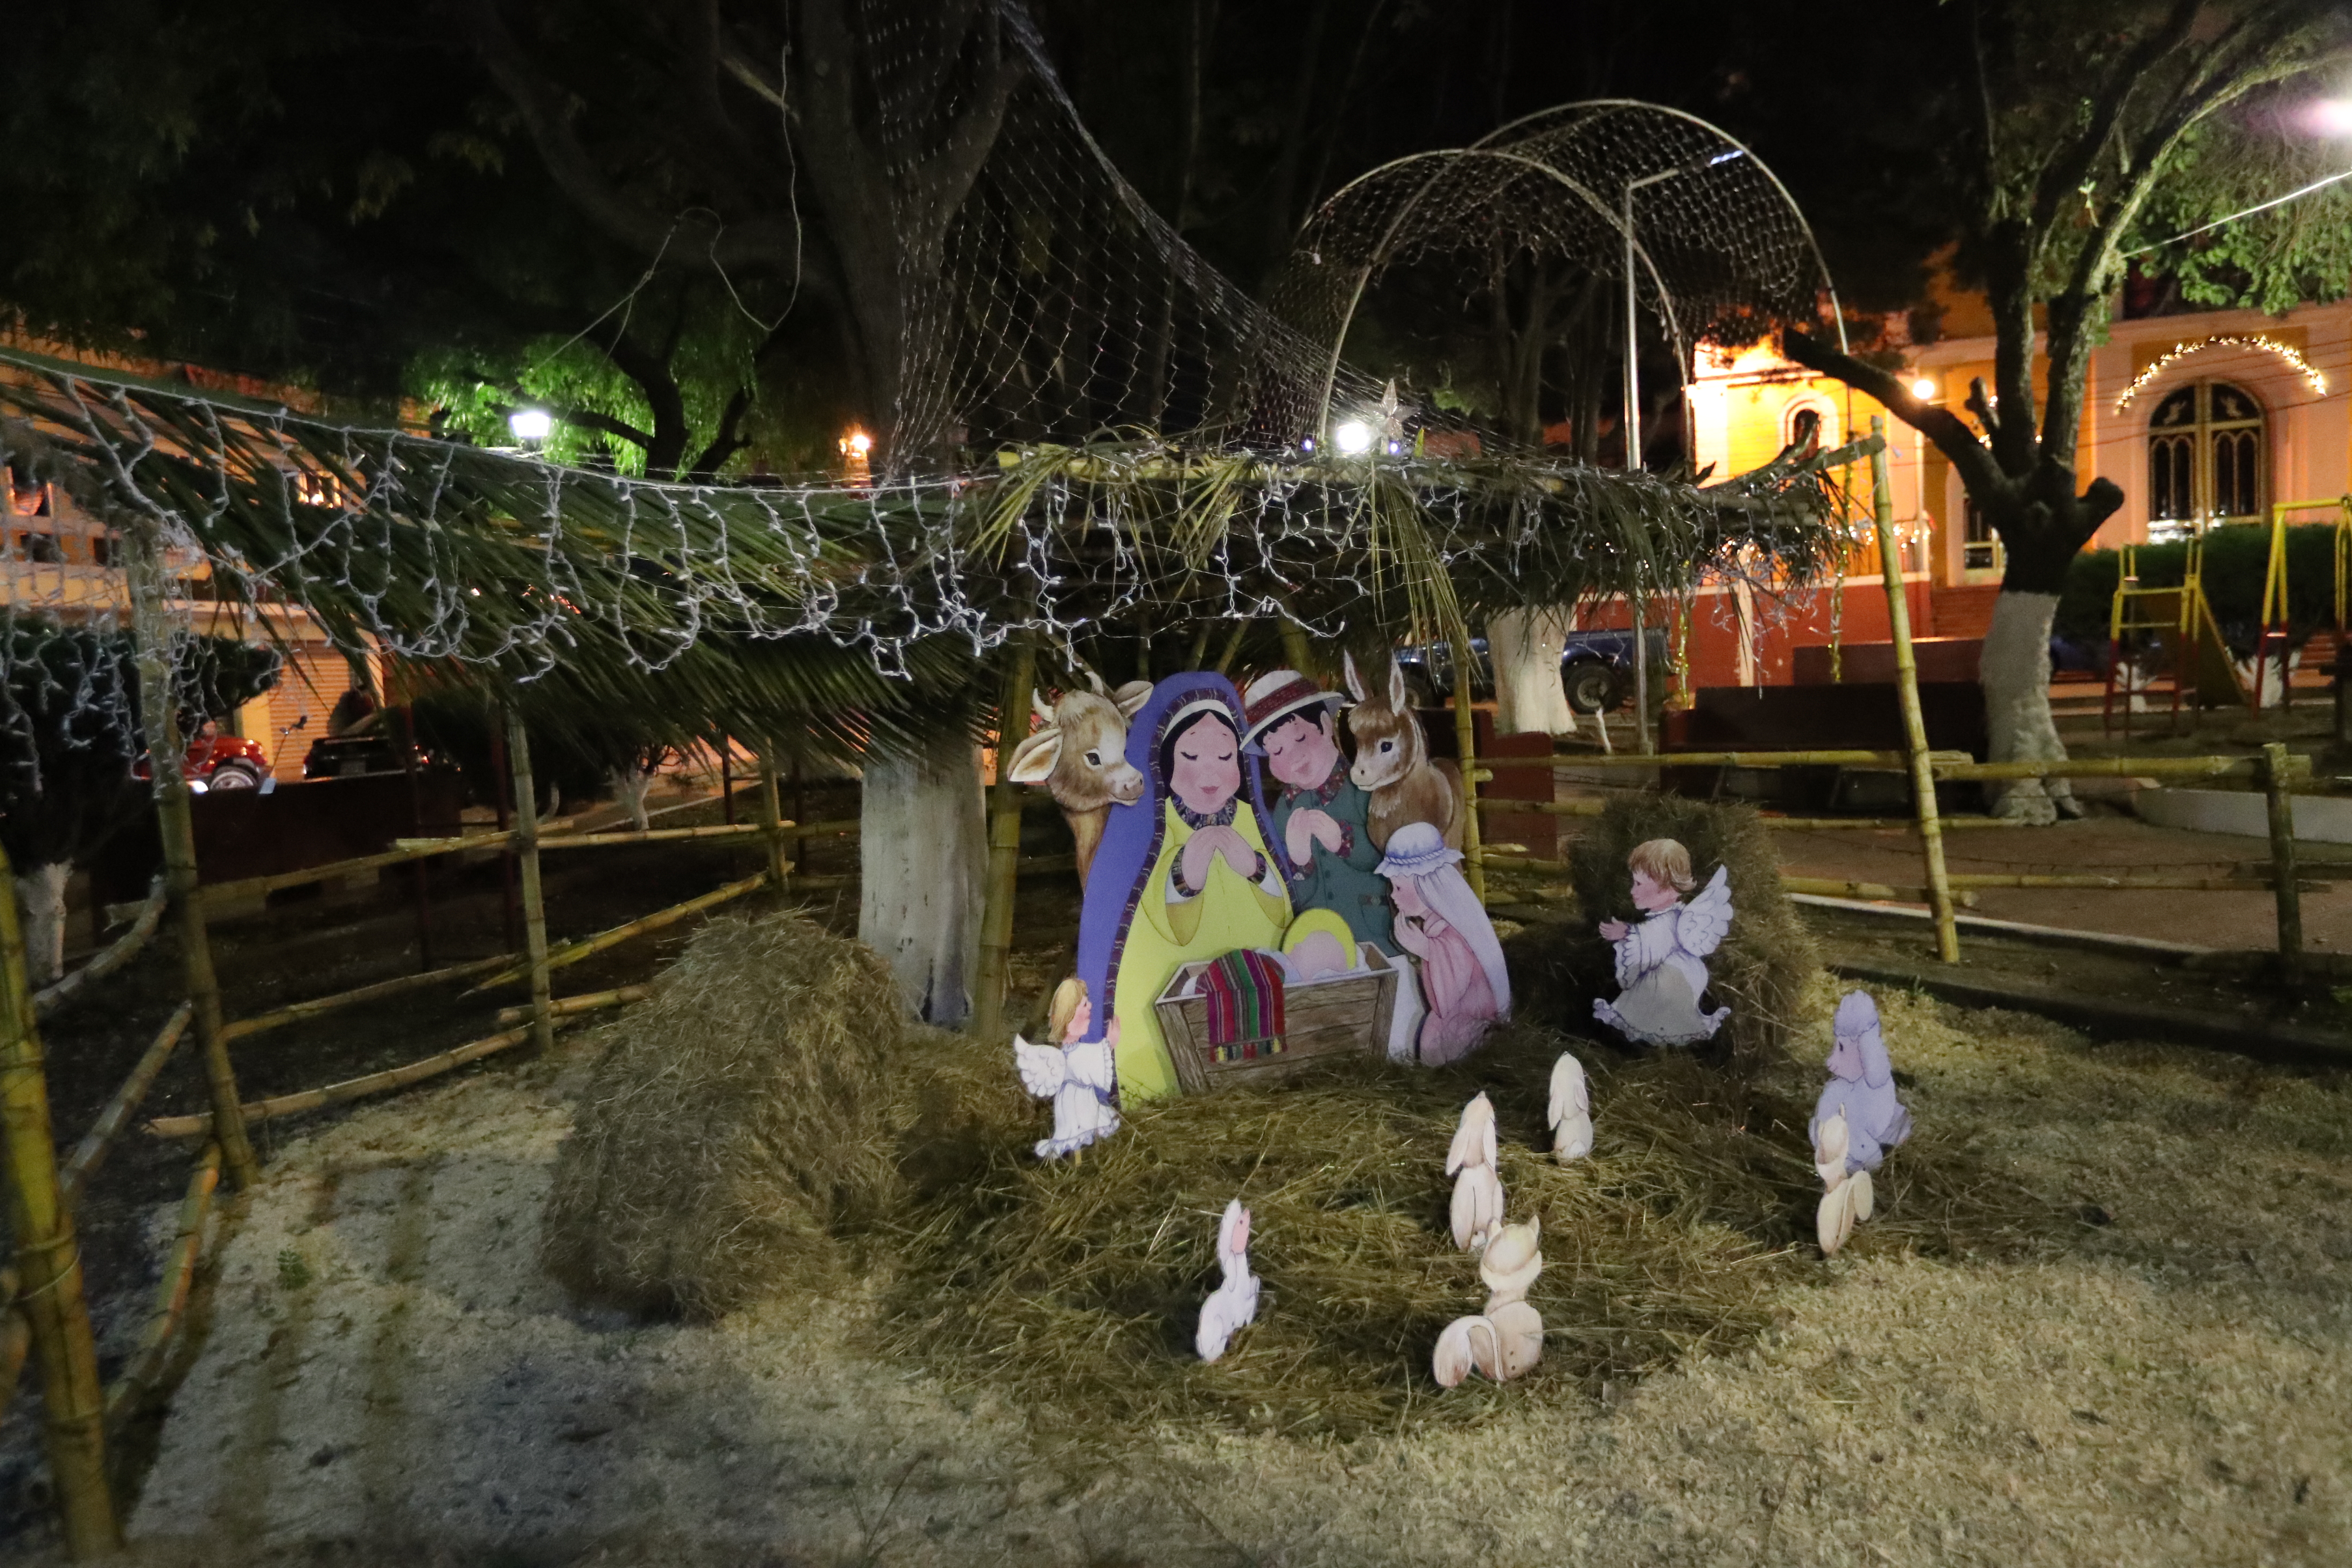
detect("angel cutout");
top-left (1014, 979), bottom-right (1121, 1160)
top-left (1593, 839), bottom-right (1733, 1047)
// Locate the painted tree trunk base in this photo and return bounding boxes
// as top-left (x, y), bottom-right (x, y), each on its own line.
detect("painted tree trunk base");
top-left (15, 864), bottom-right (70, 988)
top-left (1980, 591), bottom-right (2078, 825)
top-left (612, 768), bottom-right (654, 832)
top-left (1489, 610), bottom-right (1577, 736)
top-left (859, 731), bottom-right (988, 1026)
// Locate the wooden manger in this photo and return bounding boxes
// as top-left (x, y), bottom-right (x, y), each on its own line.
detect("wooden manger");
top-left (1154, 943), bottom-right (1401, 1094)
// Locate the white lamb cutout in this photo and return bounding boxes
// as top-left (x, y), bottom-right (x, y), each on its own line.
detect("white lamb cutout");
top-left (1547, 1051), bottom-right (1592, 1162)
top-left (1446, 1092), bottom-right (1504, 1251)
top-left (1195, 1199), bottom-right (1261, 1362)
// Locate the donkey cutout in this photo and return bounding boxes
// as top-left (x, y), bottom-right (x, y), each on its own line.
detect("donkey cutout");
top-left (1005, 671), bottom-right (1152, 886)
top-left (1343, 652), bottom-right (1464, 852)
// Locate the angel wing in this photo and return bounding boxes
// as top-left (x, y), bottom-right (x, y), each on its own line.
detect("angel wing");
top-left (1677, 865), bottom-right (1734, 958)
top-left (1013, 1035), bottom-right (1070, 1099)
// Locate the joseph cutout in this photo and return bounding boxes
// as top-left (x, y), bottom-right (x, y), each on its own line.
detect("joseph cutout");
top-left (1244, 669), bottom-right (1396, 955)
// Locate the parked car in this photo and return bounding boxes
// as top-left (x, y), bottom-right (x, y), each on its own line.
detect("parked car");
top-left (134, 726), bottom-right (272, 792)
top-left (1397, 626), bottom-right (1670, 713)
top-left (300, 732), bottom-right (444, 780)
top-left (1557, 627), bottom-right (1670, 713)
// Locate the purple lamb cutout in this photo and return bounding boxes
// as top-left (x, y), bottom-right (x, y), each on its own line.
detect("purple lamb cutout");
top-left (1808, 990), bottom-right (1913, 1174)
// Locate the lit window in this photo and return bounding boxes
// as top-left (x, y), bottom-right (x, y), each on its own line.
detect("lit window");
top-left (2147, 379), bottom-right (2264, 538)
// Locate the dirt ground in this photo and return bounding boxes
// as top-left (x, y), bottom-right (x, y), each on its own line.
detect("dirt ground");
top-left (6, 762), bottom-right (2351, 1565)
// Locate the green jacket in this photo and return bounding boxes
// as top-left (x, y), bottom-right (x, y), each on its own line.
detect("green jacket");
top-left (1270, 761), bottom-right (1395, 954)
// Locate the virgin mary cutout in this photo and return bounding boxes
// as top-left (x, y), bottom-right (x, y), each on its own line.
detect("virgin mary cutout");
top-left (1073, 674), bottom-right (1294, 1101)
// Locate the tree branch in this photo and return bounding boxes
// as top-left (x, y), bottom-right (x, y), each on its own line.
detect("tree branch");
top-left (455, 0), bottom-right (804, 275)
top-left (1781, 329), bottom-right (2007, 502)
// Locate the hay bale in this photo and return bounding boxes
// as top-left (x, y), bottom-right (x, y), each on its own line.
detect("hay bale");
top-left (1509, 795), bottom-right (1818, 1065)
top-left (540, 911), bottom-right (908, 1319)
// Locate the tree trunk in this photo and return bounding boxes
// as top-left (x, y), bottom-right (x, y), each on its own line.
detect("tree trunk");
top-left (612, 766), bottom-right (654, 832)
top-left (13, 864), bottom-right (69, 987)
top-left (1489, 611), bottom-right (1574, 735)
top-left (1980, 591), bottom-right (2076, 823)
top-left (858, 729), bottom-right (988, 1025)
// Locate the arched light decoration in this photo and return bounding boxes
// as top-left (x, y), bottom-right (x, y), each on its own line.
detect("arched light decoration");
top-left (2113, 334), bottom-right (2328, 413)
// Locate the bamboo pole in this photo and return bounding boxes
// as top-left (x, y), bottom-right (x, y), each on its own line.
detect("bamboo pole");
top-left (757, 750), bottom-right (792, 893)
top-left (1931, 755), bottom-right (2275, 781)
top-left (467, 872), bottom-right (770, 991)
top-left (1470, 797), bottom-right (2024, 828)
top-left (145, 1022), bottom-right (551, 1139)
top-left (60, 1000), bottom-right (192, 1207)
top-left (975, 640), bottom-right (1038, 1041)
top-left (125, 524), bottom-right (256, 1189)
top-left (0, 842), bottom-right (117, 1555)
top-left (1870, 416), bottom-right (1959, 962)
top-left (0, 1300), bottom-right (28, 1430)
top-left (222, 953), bottom-right (519, 1042)
top-left (1451, 633), bottom-right (1486, 904)
top-left (1555, 747), bottom-right (1925, 768)
top-left (1279, 618), bottom-right (1318, 680)
top-left (102, 1140), bottom-right (219, 1425)
top-left (493, 984), bottom-right (649, 1027)
top-left (34, 874), bottom-right (164, 1019)
top-left (505, 711), bottom-right (555, 1055)
top-left (1213, 618), bottom-right (1252, 676)
top-left (2264, 740), bottom-right (2304, 981)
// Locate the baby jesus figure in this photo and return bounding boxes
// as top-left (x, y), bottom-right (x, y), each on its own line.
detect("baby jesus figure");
top-left (1592, 838), bottom-right (1733, 1047)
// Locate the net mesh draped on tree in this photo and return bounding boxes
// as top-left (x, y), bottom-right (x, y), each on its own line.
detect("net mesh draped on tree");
top-left (873, 0), bottom-right (1380, 457)
top-left (1271, 101), bottom-right (1844, 437)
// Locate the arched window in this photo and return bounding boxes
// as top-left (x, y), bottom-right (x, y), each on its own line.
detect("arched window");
top-left (2147, 379), bottom-right (2265, 538)
top-left (1783, 398), bottom-right (1836, 449)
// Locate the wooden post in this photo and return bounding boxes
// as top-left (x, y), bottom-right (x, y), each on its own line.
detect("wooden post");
top-left (1630, 587), bottom-right (1653, 755)
top-left (0, 843), bottom-right (119, 1557)
top-left (1450, 631), bottom-right (1487, 905)
top-left (973, 641), bottom-right (1038, 1041)
top-left (1279, 618), bottom-right (1317, 681)
top-left (503, 711), bottom-right (555, 1055)
top-left (124, 522), bottom-right (257, 1188)
top-left (2264, 740), bottom-right (2303, 981)
top-left (1870, 417), bottom-right (1960, 963)
top-left (756, 748), bottom-right (792, 894)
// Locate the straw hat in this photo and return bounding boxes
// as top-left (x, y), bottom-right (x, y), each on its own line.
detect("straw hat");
top-left (1240, 669), bottom-right (1340, 745)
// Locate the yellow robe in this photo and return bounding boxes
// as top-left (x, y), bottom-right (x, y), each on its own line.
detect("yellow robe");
top-left (1111, 801), bottom-right (1293, 1100)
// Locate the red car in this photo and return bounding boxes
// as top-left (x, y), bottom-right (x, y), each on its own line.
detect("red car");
top-left (134, 727), bottom-right (273, 792)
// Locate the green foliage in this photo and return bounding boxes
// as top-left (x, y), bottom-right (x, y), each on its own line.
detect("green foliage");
top-left (2129, 104), bottom-right (2352, 315)
top-left (409, 298), bottom-right (778, 480)
top-left (2053, 522), bottom-right (2346, 648)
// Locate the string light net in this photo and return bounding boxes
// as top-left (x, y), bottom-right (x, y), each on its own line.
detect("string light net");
top-left (0, 10), bottom-right (1863, 773)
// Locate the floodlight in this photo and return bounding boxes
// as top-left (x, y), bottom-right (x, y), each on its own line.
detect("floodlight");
top-left (2307, 99), bottom-right (2352, 137)
top-left (507, 408), bottom-right (553, 443)
top-left (1332, 419), bottom-right (1374, 455)
top-left (1910, 377), bottom-right (1937, 400)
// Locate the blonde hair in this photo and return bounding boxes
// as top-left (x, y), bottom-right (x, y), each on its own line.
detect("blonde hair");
top-left (1627, 837), bottom-right (1696, 893)
top-left (1047, 976), bottom-right (1089, 1043)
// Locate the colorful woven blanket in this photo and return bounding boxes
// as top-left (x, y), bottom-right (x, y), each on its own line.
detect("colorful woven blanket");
top-left (1199, 949), bottom-right (1286, 1049)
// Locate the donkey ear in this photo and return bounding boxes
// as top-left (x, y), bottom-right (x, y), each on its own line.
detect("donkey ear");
top-left (1343, 650), bottom-right (1367, 702)
top-left (1387, 656), bottom-right (1409, 710)
top-left (1113, 680), bottom-right (1152, 718)
top-left (1006, 727), bottom-right (1062, 784)
top-left (1032, 689), bottom-right (1058, 725)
